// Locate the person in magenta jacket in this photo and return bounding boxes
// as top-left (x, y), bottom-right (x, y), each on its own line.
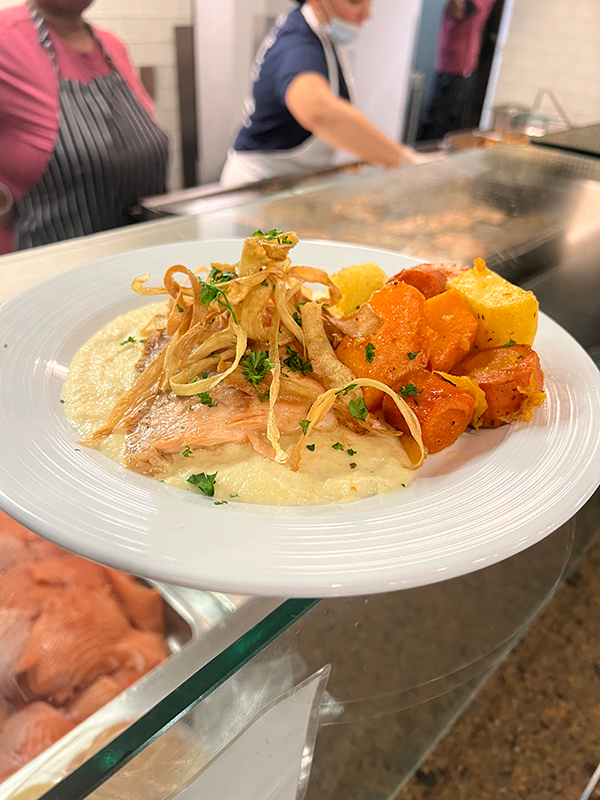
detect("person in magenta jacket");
top-left (0, 1), bottom-right (169, 254)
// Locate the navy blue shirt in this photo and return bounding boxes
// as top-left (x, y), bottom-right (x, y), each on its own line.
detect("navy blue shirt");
top-left (234, 8), bottom-right (350, 153)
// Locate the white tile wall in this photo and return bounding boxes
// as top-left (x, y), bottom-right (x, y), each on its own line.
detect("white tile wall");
top-left (0, 0), bottom-right (193, 189)
top-left (492, 0), bottom-right (600, 127)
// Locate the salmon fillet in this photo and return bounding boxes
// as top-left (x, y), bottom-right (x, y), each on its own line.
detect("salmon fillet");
top-left (0, 609), bottom-right (31, 701)
top-left (110, 631), bottom-right (167, 690)
top-left (19, 588), bottom-right (131, 703)
top-left (101, 569), bottom-right (165, 634)
top-left (0, 702), bottom-right (74, 767)
top-left (66, 676), bottom-right (123, 725)
top-left (123, 385), bottom-right (311, 476)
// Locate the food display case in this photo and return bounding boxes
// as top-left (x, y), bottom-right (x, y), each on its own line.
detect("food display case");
top-left (0, 143), bottom-right (599, 800)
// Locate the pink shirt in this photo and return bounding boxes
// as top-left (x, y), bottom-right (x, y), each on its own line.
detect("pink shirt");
top-left (436, 0), bottom-right (497, 77)
top-left (0, 4), bottom-right (155, 255)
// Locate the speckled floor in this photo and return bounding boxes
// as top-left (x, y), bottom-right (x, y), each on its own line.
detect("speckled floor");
top-left (400, 514), bottom-right (600, 800)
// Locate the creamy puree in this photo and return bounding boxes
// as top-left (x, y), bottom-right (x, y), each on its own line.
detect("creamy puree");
top-left (63, 304), bottom-right (414, 505)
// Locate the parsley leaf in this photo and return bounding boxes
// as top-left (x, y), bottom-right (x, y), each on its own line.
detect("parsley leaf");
top-left (335, 383), bottom-right (358, 397)
top-left (347, 448), bottom-right (357, 456)
top-left (214, 500), bottom-right (228, 506)
top-left (120, 336), bottom-right (136, 346)
top-left (230, 493), bottom-right (239, 498)
top-left (252, 228), bottom-right (292, 244)
top-left (406, 351), bottom-right (420, 360)
top-left (365, 343), bottom-right (376, 364)
top-left (504, 339), bottom-right (516, 347)
top-left (199, 281), bottom-right (238, 323)
top-left (177, 305), bottom-right (184, 313)
top-left (241, 349), bottom-right (274, 401)
top-left (292, 311), bottom-right (303, 327)
top-left (306, 443), bottom-right (316, 451)
top-left (187, 471), bottom-right (217, 496)
top-left (282, 345), bottom-right (313, 376)
top-left (299, 419), bottom-right (310, 435)
top-left (332, 442), bottom-right (344, 450)
top-left (197, 392), bottom-right (218, 407)
top-left (182, 446), bottom-right (192, 457)
top-left (208, 265), bottom-right (237, 283)
top-left (348, 397), bottom-right (369, 421)
top-left (261, 279), bottom-right (269, 287)
top-left (398, 382), bottom-right (419, 399)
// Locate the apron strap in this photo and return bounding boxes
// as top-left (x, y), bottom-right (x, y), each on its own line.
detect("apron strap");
top-left (300, 4), bottom-right (340, 97)
top-left (27, 2), bottom-right (119, 77)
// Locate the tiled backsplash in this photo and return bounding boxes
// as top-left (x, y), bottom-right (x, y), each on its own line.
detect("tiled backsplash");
top-left (491, 0), bottom-right (600, 127)
top-left (0, 0), bottom-right (193, 190)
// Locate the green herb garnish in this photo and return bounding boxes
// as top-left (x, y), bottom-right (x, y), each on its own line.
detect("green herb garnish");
top-left (332, 442), bottom-right (344, 450)
top-left (398, 382), bottom-right (419, 399)
top-left (282, 345), bottom-right (313, 376)
top-left (252, 228), bottom-right (292, 244)
top-left (349, 463), bottom-right (357, 469)
top-left (187, 471), bottom-right (217, 496)
top-left (406, 351), bottom-right (420, 360)
top-left (197, 392), bottom-right (218, 407)
top-left (504, 339), bottom-right (516, 347)
top-left (177, 305), bottom-right (184, 313)
top-left (335, 383), bottom-right (357, 397)
top-left (348, 397), bottom-right (369, 421)
top-left (347, 448), bottom-right (357, 456)
top-left (292, 311), bottom-right (303, 327)
top-left (230, 493), bottom-right (239, 498)
top-left (365, 343), bottom-right (376, 364)
top-left (261, 279), bottom-right (269, 287)
top-left (306, 444), bottom-right (316, 451)
top-left (241, 349), bottom-right (274, 401)
top-left (120, 336), bottom-right (136, 345)
top-left (208, 265), bottom-right (237, 283)
top-left (60, 399), bottom-right (65, 404)
top-left (299, 419), bottom-right (310, 435)
top-left (199, 281), bottom-right (238, 323)
top-left (182, 446), bottom-right (192, 458)
top-left (214, 500), bottom-right (228, 506)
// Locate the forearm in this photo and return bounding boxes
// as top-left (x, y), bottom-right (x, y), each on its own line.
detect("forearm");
top-left (307, 96), bottom-right (414, 168)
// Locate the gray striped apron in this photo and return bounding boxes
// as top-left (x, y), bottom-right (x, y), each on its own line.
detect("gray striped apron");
top-left (15, 5), bottom-right (169, 250)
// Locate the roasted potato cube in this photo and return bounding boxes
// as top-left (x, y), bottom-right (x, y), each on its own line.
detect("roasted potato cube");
top-left (448, 258), bottom-right (538, 350)
top-left (329, 262), bottom-right (387, 318)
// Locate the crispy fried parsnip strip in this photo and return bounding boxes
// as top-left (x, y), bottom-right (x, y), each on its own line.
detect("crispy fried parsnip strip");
top-left (287, 266), bottom-right (342, 307)
top-left (266, 312), bottom-right (288, 463)
top-left (289, 378), bottom-right (425, 472)
top-left (170, 324), bottom-right (247, 396)
top-left (300, 302), bottom-right (358, 394)
top-left (323, 304), bottom-right (383, 341)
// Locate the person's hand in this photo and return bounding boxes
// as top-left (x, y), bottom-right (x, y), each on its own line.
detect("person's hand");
top-left (402, 147), bottom-right (447, 165)
top-left (0, 183), bottom-right (13, 228)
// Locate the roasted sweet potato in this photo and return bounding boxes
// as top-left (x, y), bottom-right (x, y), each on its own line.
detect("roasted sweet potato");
top-left (452, 344), bottom-right (545, 428)
top-left (335, 281), bottom-right (429, 410)
top-left (424, 289), bottom-right (478, 372)
top-left (382, 367), bottom-right (476, 454)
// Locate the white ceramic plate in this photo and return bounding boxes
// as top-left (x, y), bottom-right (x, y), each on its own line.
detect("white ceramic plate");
top-left (0, 240), bottom-right (599, 597)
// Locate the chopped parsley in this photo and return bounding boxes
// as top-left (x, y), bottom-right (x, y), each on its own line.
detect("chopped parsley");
top-left (190, 376), bottom-right (199, 383)
top-left (365, 343), bottom-right (376, 364)
top-left (306, 444), bottom-right (316, 451)
top-left (398, 382), bottom-right (419, 399)
top-left (348, 397), bottom-right (369, 421)
top-left (214, 500), bottom-right (228, 506)
top-left (140, 339), bottom-right (146, 344)
top-left (186, 471), bottom-right (217, 496)
top-left (292, 311), bottom-right (303, 327)
top-left (504, 339), bottom-right (516, 347)
top-left (349, 462), bottom-right (357, 469)
top-left (230, 493), bottom-right (239, 498)
top-left (182, 446), bottom-right (192, 458)
top-left (60, 399), bottom-right (65, 404)
top-left (261, 279), bottom-right (269, 287)
top-left (347, 448), bottom-right (357, 456)
top-left (177, 305), bottom-right (184, 313)
top-left (199, 281), bottom-right (238, 323)
top-left (197, 392), bottom-right (218, 407)
top-left (202, 371), bottom-right (209, 379)
top-left (120, 336), bottom-right (136, 345)
top-left (241, 349), bottom-right (274, 401)
top-left (252, 228), bottom-right (292, 244)
top-left (336, 383), bottom-right (357, 397)
top-left (282, 345), bottom-right (313, 376)
top-left (208, 265), bottom-right (237, 283)
top-left (332, 442), bottom-right (344, 451)
top-left (406, 351), bottom-right (420, 360)
top-left (299, 419), bottom-right (310, 435)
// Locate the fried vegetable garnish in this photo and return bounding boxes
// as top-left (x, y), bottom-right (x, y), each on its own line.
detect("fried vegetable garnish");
top-left (85, 231), bottom-right (424, 471)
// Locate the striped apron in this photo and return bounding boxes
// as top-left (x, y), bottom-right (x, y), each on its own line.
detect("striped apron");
top-left (15, 5), bottom-right (169, 250)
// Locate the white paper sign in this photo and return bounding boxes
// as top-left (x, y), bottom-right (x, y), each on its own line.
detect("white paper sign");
top-left (172, 666), bottom-right (330, 800)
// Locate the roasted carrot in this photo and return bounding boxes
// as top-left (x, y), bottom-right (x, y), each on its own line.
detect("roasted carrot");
top-left (382, 367), bottom-right (476, 454)
top-left (452, 344), bottom-right (545, 428)
top-left (424, 289), bottom-right (478, 372)
top-left (335, 281), bottom-right (429, 410)
top-left (387, 266), bottom-right (447, 299)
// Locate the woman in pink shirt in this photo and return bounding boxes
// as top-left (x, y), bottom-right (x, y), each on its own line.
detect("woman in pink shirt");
top-left (0, 1), bottom-right (169, 254)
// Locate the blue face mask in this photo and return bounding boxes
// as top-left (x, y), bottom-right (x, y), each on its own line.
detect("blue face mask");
top-left (324, 15), bottom-right (361, 46)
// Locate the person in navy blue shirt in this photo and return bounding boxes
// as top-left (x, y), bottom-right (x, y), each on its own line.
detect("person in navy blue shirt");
top-left (221, 0), bottom-right (416, 187)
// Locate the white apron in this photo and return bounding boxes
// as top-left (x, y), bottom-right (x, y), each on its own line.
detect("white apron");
top-left (220, 6), bottom-right (347, 189)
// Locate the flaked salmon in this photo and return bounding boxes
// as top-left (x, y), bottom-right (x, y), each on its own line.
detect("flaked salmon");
top-left (66, 676), bottom-right (123, 725)
top-left (0, 702), bottom-right (74, 771)
top-left (101, 569), bottom-right (164, 634)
